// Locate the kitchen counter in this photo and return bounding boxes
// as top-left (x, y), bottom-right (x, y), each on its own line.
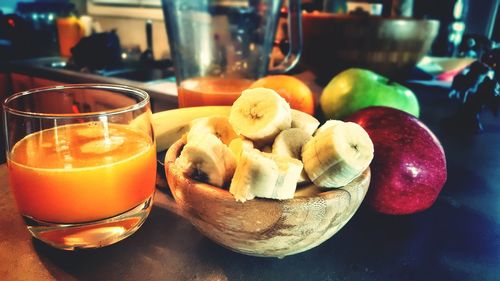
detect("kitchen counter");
top-left (1, 75), bottom-right (499, 281)
top-left (7, 57), bottom-right (179, 111)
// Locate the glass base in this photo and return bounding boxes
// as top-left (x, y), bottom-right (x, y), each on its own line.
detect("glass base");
top-left (24, 194), bottom-right (153, 250)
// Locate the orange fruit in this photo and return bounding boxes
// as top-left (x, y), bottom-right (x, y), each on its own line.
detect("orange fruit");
top-left (249, 75), bottom-right (315, 115)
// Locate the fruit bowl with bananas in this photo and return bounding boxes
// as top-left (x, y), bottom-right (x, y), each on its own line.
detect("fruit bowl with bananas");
top-left (154, 88), bottom-right (373, 258)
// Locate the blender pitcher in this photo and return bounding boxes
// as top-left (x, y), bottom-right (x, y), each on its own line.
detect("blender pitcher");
top-left (161, 0), bottom-right (302, 107)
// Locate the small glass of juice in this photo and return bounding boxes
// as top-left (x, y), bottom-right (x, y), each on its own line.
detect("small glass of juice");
top-left (3, 84), bottom-right (156, 250)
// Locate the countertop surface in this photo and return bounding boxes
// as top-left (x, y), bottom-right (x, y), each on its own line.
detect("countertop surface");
top-left (7, 57), bottom-right (180, 110)
top-left (1, 75), bottom-right (499, 281)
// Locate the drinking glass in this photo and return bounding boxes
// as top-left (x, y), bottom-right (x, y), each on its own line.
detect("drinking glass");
top-left (3, 84), bottom-right (156, 250)
top-left (161, 0), bottom-right (302, 107)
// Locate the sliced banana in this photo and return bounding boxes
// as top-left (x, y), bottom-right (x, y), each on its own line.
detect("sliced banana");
top-left (187, 116), bottom-right (238, 145)
top-left (229, 88), bottom-right (292, 143)
top-left (229, 148), bottom-right (303, 202)
top-left (314, 119), bottom-right (344, 136)
top-left (272, 128), bottom-right (312, 159)
top-left (302, 121), bottom-right (374, 188)
top-left (272, 128), bottom-right (312, 184)
top-left (291, 110), bottom-right (320, 136)
top-left (228, 137), bottom-right (254, 161)
top-left (175, 133), bottom-right (236, 187)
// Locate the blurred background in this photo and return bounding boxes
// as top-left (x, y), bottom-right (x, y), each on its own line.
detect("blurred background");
top-left (0, 0), bottom-right (497, 62)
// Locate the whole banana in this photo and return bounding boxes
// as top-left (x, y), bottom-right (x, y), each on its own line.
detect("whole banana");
top-left (153, 106), bottom-right (231, 152)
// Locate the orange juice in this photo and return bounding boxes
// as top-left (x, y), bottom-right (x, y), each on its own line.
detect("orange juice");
top-left (7, 122), bottom-right (156, 224)
top-left (178, 77), bottom-right (254, 107)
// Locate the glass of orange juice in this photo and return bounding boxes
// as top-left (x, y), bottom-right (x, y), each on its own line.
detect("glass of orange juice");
top-left (3, 84), bottom-right (156, 250)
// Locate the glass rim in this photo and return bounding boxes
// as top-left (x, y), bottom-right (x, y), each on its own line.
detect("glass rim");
top-left (3, 84), bottom-right (150, 119)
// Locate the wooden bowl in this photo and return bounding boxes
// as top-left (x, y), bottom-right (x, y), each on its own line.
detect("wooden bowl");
top-left (164, 138), bottom-right (370, 258)
top-left (301, 13), bottom-right (440, 81)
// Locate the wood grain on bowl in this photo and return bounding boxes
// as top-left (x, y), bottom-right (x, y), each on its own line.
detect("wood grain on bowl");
top-left (164, 138), bottom-right (370, 258)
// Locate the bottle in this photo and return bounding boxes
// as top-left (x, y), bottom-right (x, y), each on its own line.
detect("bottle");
top-left (56, 15), bottom-right (85, 57)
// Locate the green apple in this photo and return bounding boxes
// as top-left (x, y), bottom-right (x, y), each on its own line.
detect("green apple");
top-left (320, 68), bottom-right (420, 119)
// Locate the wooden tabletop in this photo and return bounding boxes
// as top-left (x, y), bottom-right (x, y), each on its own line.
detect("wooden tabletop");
top-left (0, 164), bottom-right (54, 280)
top-left (1, 80), bottom-right (499, 281)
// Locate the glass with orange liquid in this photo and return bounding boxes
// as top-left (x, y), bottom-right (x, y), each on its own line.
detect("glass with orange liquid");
top-left (161, 0), bottom-right (303, 107)
top-left (3, 84), bottom-right (156, 250)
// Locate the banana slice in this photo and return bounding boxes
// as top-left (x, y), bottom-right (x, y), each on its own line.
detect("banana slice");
top-left (272, 128), bottom-right (312, 183)
top-left (272, 128), bottom-right (312, 159)
top-left (229, 148), bottom-right (303, 202)
top-left (187, 116), bottom-right (238, 145)
top-left (314, 119), bottom-right (344, 136)
top-left (302, 121), bottom-right (373, 188)
top-left (229, 88), bottom-right (292, 143)
top-left (175, 133), bottom-right (236, 187)
top-left (291, 110), bottom-right (320, 136)
top-left (228, 137), bottom-right (254, 161)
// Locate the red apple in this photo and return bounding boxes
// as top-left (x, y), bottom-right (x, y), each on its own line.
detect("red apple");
top-left (345, 106), bottom-right (447, 215)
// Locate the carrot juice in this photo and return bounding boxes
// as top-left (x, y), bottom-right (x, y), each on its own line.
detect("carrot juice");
top-left (7, 122), bottom-right (156, 224)
top-left (177, 77), bottom-right (254, 107)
